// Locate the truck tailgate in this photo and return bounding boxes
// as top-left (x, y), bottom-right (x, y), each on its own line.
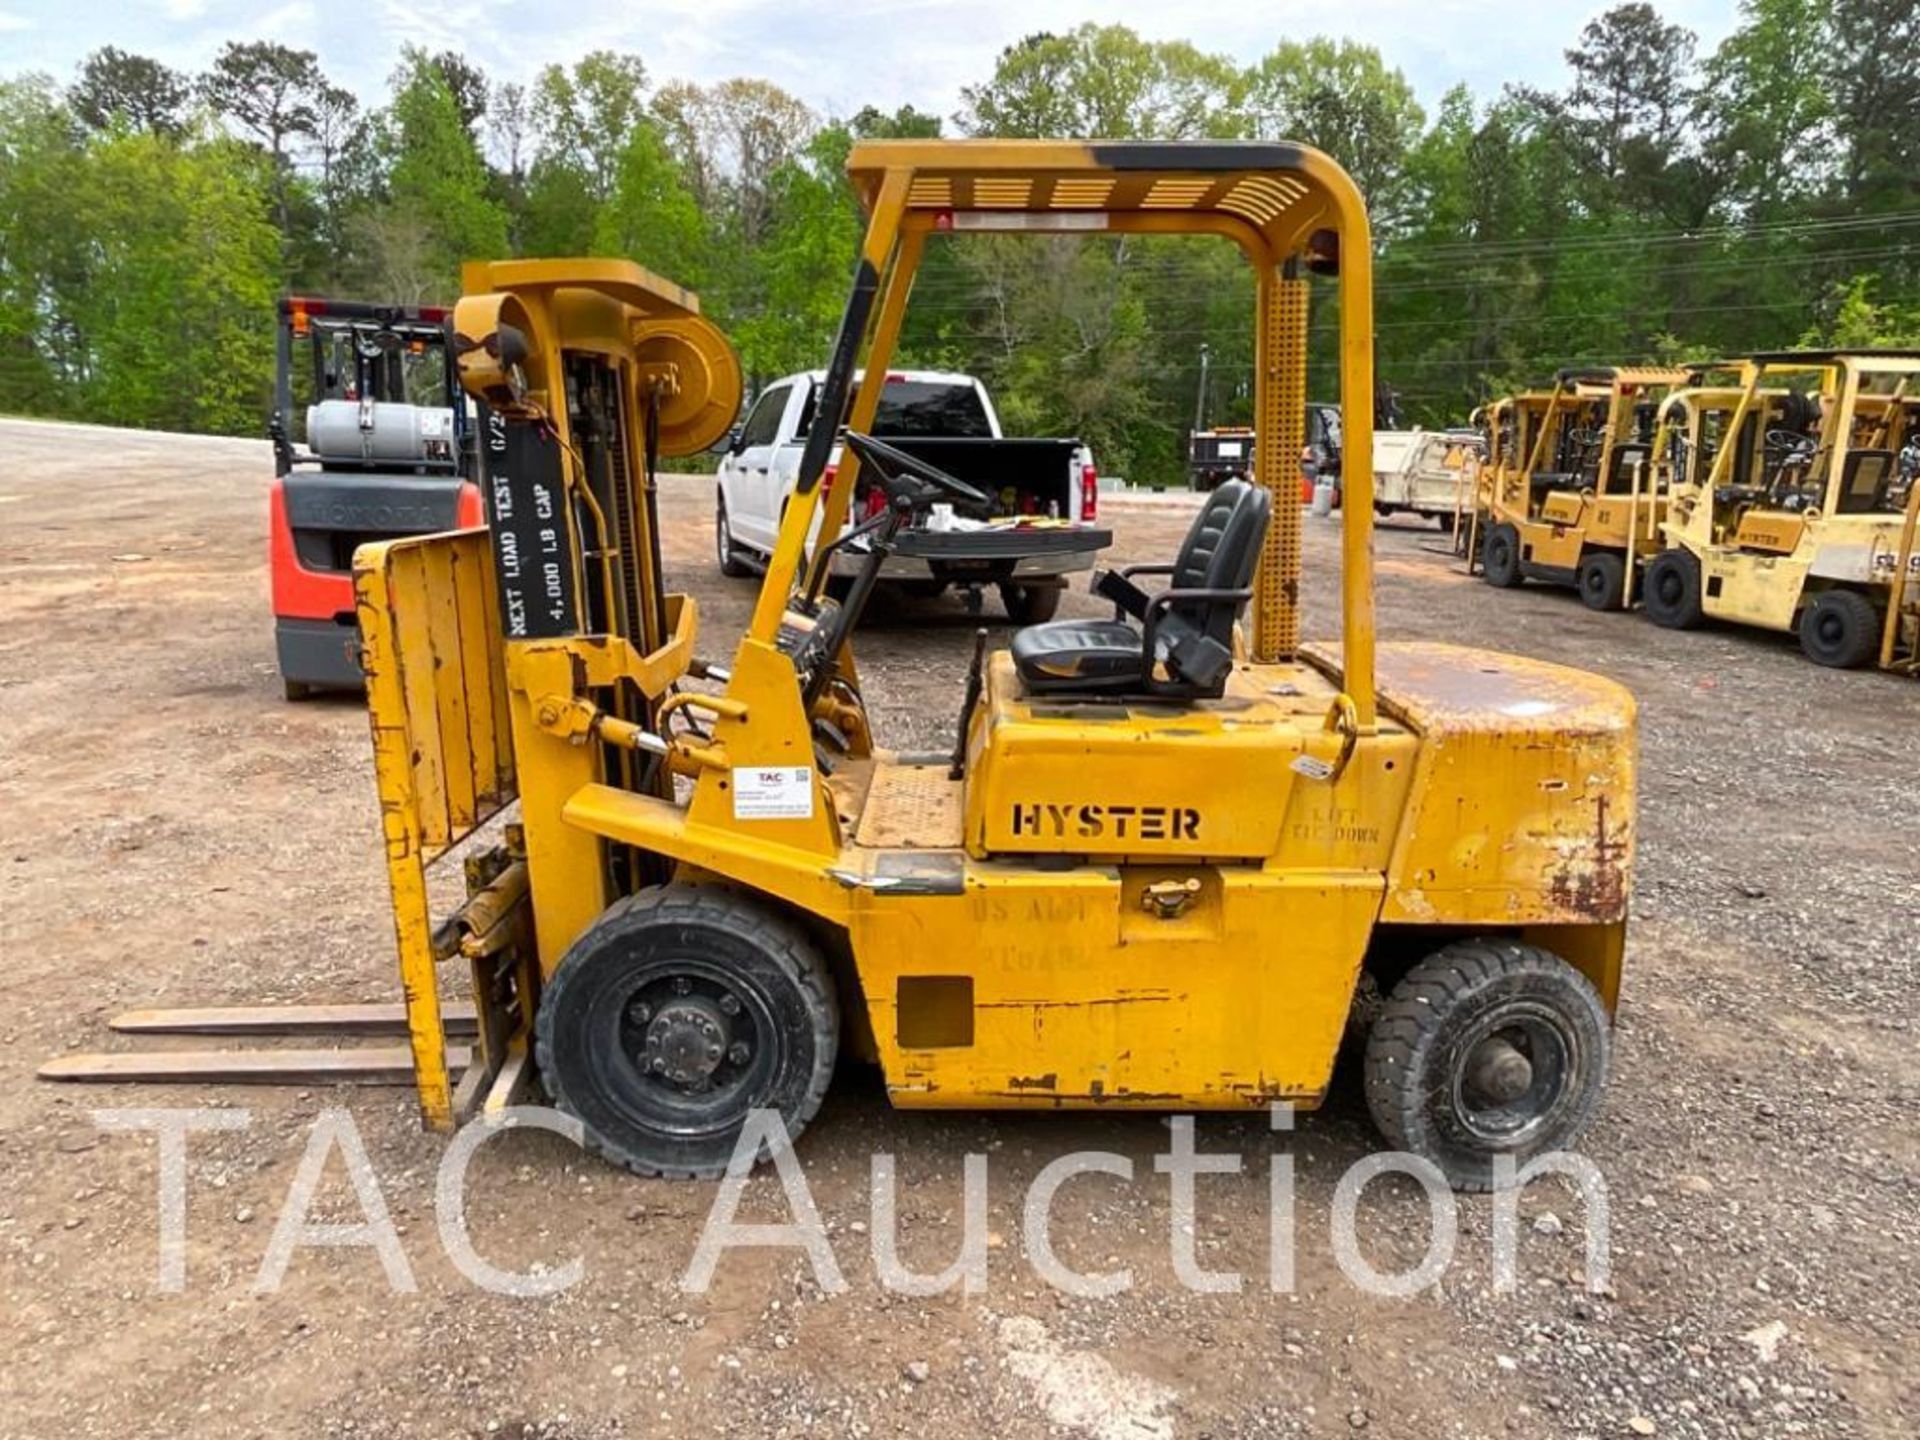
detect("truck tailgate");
top-left (892, 524), bottom-right (1111, 561)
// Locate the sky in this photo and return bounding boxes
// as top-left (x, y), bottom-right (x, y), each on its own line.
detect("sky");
top-left (0, 0), bottom-right (1745, 127)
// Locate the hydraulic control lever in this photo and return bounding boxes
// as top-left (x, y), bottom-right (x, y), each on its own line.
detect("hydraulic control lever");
top-left (950, 627), bottom-right (990, 781)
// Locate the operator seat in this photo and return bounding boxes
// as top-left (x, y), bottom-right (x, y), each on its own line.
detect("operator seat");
top-left (1010, 478), bottom-right (1271, 699)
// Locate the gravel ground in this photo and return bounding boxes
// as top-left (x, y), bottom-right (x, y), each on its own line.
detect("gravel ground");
top-left (0, 417), bottom-right (1915, 1440)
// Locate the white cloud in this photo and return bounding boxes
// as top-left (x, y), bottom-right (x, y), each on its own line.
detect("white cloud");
top-left (0, 7), bottom-right (34, 32)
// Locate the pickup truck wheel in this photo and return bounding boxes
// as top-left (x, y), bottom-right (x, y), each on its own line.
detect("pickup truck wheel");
top-left (715, 498), bottom-right (752, 578)
top-left (1365, 939), bottom-right (1610, 1192)
top-left (1000, 582), bottom-right (1061, 624)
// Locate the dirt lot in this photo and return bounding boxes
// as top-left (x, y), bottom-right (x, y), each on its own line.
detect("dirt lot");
top-left (1, 416), bottom-right (1915, 1440)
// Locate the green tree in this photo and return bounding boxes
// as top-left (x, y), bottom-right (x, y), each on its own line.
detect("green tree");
top-left (593, 120), bottom-right (707, 285)
top-left (959, 26), bottom-right (1243, 140)
top-left (199, 41), bottom-right (321, 216)
top-left (63, 130), bottom-right (280, 431)
top-left (71, 48), bottom-right (190, 137)
top-left (1700, 0), bottom-right (1834, 217)
top-left (1245, 39), bottom-right (1425, 228)
top-left (0, 76), bottom-right (85, 411)
top-left (428, 51), bottom-right (490, 135)
top-left (378, 50), bottom-right (509, 296)
top-left (1824, 0), bottom-right (1920, 209)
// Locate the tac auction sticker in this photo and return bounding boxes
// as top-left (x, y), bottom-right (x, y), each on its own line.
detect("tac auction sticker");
top-left (732, 766), bottom-right (814, 821)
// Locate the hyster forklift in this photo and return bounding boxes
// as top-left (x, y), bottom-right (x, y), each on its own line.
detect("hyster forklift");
top-left (1477, 366), bottom-right (1690, 610)
top-left (1643, 350), bottom-right (1920, 670)
top-left (51, 145), bottom-right (1638, 1191)
top-left (269, 297), bottom-right (483, 697)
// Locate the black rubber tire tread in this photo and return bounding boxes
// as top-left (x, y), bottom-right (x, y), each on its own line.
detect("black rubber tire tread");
top-left (1642, 548), bottom-right (1704, 629)
top-left (1797, 589), bottom-right (1879, 669)
top-left (1576, 551), bottom-right (1627, 612)
top-left (1482, 523), bottom-right (1524, 588)
top-left (534, 885), bottom-right (839, 1179)
top-left (716, 499), bottom-right (752, 577)
top-left (1000, 582), bottom-right (1062, 624)
top-left (1364, 939), bottom-right (1610, 1193)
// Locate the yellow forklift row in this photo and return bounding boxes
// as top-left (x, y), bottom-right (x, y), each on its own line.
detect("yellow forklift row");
top-left (1642, 350), bottom-right (1920, 671)
top-left (1475, 366), bottom-right (1690, 610)
top-left (45, 140), bottom-right (1639, 1192)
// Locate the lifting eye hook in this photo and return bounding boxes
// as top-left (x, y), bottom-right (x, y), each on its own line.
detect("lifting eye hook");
top-left (1321, 693), bottom-right (1361, 783)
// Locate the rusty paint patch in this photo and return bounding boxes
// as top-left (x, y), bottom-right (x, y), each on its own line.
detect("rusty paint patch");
top-left (1008, 1073), bottom-right (1058, 1091)
top-left (1547, 793), bottom-right (1629, 920)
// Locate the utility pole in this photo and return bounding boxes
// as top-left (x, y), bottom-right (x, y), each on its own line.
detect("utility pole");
top-left (1193, 343), bottom-right (1211, 433)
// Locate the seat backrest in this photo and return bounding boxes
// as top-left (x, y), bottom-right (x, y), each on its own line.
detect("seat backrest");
top-left (1164, 479), bottom-right (1271, 663)
top-left (1835, 448), bottom-right (1893, 514)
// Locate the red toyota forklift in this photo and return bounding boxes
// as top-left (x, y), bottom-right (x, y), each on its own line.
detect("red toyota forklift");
top-left (268, 296), bottom-right (483, 698)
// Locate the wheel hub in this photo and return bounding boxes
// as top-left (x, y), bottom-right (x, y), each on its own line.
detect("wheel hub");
top-left (1464, 1033), bottom-right (1534, 1107)
top-left (643, 996), bottom-right (732, 1088)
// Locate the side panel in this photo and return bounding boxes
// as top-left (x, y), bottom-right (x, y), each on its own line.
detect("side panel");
top-left (1700, 551), bottom-right (1808, 630)
top-left (851, 866), bottom-right (1385, 1108)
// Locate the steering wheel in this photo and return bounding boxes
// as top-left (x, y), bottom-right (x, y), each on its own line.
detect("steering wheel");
top-left (842, 431), bottom-right (993, 511)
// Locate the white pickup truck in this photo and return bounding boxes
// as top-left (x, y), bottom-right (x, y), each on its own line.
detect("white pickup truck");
top-left (713, 369), bottom-right (1108, 622)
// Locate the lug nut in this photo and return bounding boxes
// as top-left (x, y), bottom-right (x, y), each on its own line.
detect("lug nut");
top-left (629, 1002), bottom-right (652, 1024)
top-left (718, 995), bottom-right (741, 1016)
top-left (672, 977), bottom-right (693, 996)
top-left (728, 1042), bottom-right (750, 1065)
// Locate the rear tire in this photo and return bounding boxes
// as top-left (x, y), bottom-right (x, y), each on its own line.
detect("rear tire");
top-left (716, 498), bottom-right (752, 578)
top-left (1576, 551), bottom-right (1626, 612)
top-left (1482, 523), bottom-right (1523, 588)
top-left (1798, 589), bottom-right (1879, 669)
top-left (1642, 549), bottom-right (1703, 629)
top-left (534, 886), bottom-right (839, 1179)
top-left (1001, 582), bottom-right (1062, 624)
top-left (1364, 939), bottom-right (1611, 1192)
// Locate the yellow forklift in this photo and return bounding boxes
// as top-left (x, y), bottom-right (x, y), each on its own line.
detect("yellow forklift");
top-left (49, 143), bottom-right (1639, 1191)
top-left (1478, 366), bottom-right (1690, 610)
top-left (1643, 350), bottom-right (1920, 670)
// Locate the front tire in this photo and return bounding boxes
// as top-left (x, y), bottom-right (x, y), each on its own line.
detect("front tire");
top-left (535, 887), bottom-right (839, 1178)
top-left (1576, 551), bottom-right (1626, 612)
top-left (1482, 523), bottom-right (1523, 588)
top-left (1001, 581), bottom-right (1062, 624)
top-left (716, 498), bottom-right (752, 578)
top-left (1642, 549), bottom-right (1703, 628)
top-left (1798, 589), bottom-right (1879, 669)
top-left (1365, 940), bottom-right (1611, 1192)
